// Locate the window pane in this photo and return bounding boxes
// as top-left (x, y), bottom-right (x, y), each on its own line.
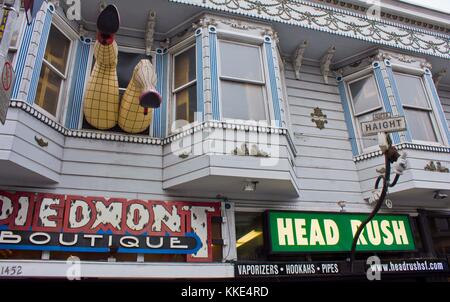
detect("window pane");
top-left (174, 47), bottom-right (196, 89)
top-left (118, 52), bottom-right (149, 89)
top-left (175, 85), bottom-right (197, 124)
top-left (219, 41), bottom-right (262, 82)
top-left (221, 81), bottom-right (265, 121)
top-left (394, 73), bottom-right (429, 108)
top-left (44, 25), bottom-right (71, 74)
top-left (404, 108), bottom-right (437, 142)
top-left (35, 64), bottom-right (62, 116)
top-left (358, 109), bottom-right (383, 149)
top-left (349, 75), bottom-right (381, 115)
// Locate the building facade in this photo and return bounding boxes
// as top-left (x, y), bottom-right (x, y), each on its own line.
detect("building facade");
top-left (0, 0), bottom-right (449, 280)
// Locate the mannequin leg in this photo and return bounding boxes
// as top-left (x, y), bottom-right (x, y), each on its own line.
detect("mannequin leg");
top-left (83, 5), bottom-right (120, 130)
top-left (118, 59), bottom-right (160, 134)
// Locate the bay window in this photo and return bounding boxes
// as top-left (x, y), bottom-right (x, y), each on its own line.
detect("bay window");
top-left (35, 24), bottom-right (72, 118)
top-left (393, 72), bottom-right (439, 143)
top-left (218, 40), bottom-right (267, 123)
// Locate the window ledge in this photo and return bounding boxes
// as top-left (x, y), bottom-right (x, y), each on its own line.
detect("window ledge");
top-left (9, 101), bottom-right (163, 145)
top-left (353, 143), bottom-right (450, 163)
top-left (8, 101), bottom-right (299, 156)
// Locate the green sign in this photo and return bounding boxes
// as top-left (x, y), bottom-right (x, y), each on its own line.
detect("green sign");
top-left (266, 211), bottom-right (415, 253)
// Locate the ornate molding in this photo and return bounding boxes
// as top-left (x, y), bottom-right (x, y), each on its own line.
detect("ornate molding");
top-left (321, 46), bottom-right (336, 84)
top-left (315, 0), bottom-right (449, 34)
top-left (425, 161), bottom-right (449, 173)
top-left (292, 40), bottom-right (308, 80)
top-left (170, 0), bottom-right (450, 59)
top-left (311, 107), bottom-right (328, 130)
top-left (354, 143), bottom-right (450, 163)
top-left (145, 10), bottom-right (157, 55)
top-left (232, 143), bottom-right (270, 158)
top-left (8, 101), bottom-right (297, 155)
top-left (433, 69), bottom-right (447, 88)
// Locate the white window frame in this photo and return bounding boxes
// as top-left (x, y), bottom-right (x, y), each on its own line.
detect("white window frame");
top-left (36, 16), bottom-right (77, 123)
top-left (168, 35), bottom-right (199, 135)
top-left (391, 66), bottom-right (444, 147)
top-left (344, 67), bottom-right (385, 154)
top-left (216, 35), bottom-right (272, 127)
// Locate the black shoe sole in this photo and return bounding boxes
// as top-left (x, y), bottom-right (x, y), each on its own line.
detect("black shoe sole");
top-left (140, 91), bottom-right (162, 109)
top-left (97, 5), bottom-right (120, 35)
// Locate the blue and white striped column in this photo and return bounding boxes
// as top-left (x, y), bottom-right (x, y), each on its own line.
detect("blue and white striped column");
top-left (424, 68), bottom-right (450, 145)
top-left (65, 37), bottom-right (92, 129)
top-left (152, 48), bottom-right (168, 137)
top-left (337, 76), bottom-right (359, 156)
top-left (372, 61), bottom-right (401, 145)
top-left (195, 27), bottom-right (204, 122)
top-left (12, 2), bottom-right (54, 102)
top-left (263, 35), bottom-right (282, 128)
top-left (26, 3), bottom-right (55, 104)
top-left (208, 25), bottom-right (220, 121)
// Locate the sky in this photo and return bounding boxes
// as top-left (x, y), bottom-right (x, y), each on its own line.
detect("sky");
top-left (399, 0), bottom-right (450, 14)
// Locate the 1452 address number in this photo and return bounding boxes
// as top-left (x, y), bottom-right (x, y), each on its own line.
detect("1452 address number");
top-left (0, 265), bottom-right (23, 277)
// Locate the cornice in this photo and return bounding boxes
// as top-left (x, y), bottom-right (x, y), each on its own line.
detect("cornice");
top-left (169, 0), bottom-right (450, 60)
top-left (314, 0), bottom-right (450, 34)
top-left (353, 143), bottom-right (450, 163)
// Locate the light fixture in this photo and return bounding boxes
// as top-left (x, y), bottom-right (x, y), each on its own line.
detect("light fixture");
top-left (243, 180), bottom-right (259, 192)
top-left (236, 230), bottom-right (263, 248)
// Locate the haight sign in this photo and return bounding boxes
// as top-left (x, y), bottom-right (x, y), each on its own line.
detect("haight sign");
top-left (266, 211), bottom-right (415, 253)
top-left (0, 191), bottom-right (221, 262)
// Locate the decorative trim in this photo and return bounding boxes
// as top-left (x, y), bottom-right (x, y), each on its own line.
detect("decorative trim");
top-left (433, 69), bottom-right (447, 88)
top-left (264, 36), bottom-right (282, 128)
top-left (424, 161), bottom-right (449, 173)
top-left (354, 143), bottom-right (450, 162)
top-left (153, 48), bottom-right (169, 138)
top-left (337, 77), bottom-right (358, 156)
top-left (384, 60), bottom-right (413, 143)
top-left (34, 136), bottom-right (49, 148)
top-left (169, 0), bottom-right (450, 59)
top-left (315, 0), bottom-right (449, 34)
top-left (320, 46), bottom-right (336, 84)
top-left (311, 107), bottom-right (328, 130)
top-left (145, 10), bottom-right (157, 56)
top-left (9, 101), bottom-right (295, 153)
top-left (65, 39), bottom-right (91, 129)
top-left (424, 72), bottom-right (450, 145)
top-left (232, 143), bottom-right (270, 158)
top-left (372, 61), bottom-right (401, 144)
top-left (9, 101), bottom-right (162, 145)
top-left (292, 40), bottom-right (308, 80)
top-left (195, 28), bottom-right (204, 122)
top-left (27, 5), bottom-right (54, 104)
top-left (209, 26), bottom-right (220, 120)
